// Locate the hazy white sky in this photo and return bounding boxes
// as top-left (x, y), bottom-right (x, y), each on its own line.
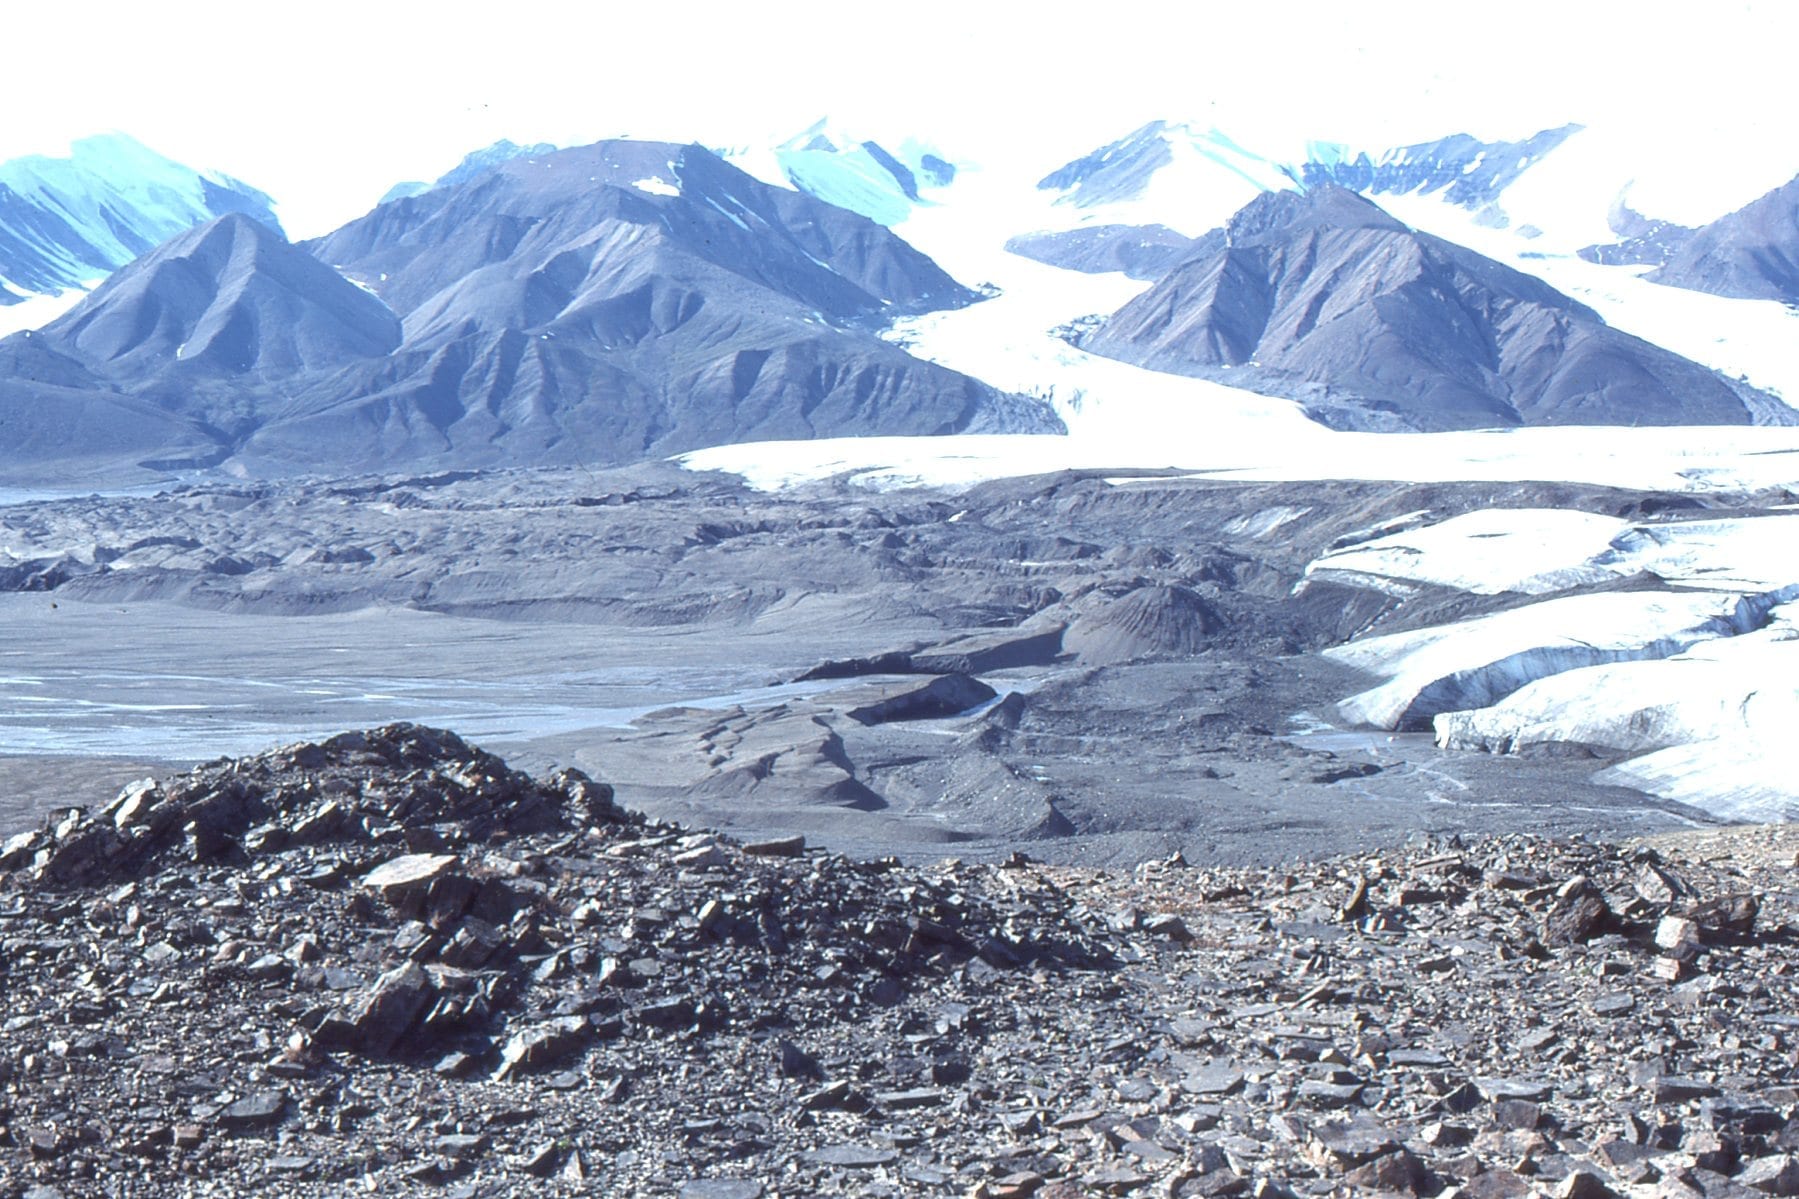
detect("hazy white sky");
top-left (8, 0), bottom-right (1794, 237)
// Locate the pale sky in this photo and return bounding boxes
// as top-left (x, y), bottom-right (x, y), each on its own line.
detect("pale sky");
top-left (7, 0), bottom-right (1794, 238)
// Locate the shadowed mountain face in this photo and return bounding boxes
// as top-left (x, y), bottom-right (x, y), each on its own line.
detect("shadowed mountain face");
top-left (0, 140), bottom-right (1057, 478)
top-left (38, 214), bottom-right (401, 384)
top-left (1077, 187), bottom-right (1776, 432)
top-left (254, 141), bottom-right (1046, 473)
top-left (1647, 173), bottom-right (1799, 304)
top-left (0, 214), bottom-right (400, 467)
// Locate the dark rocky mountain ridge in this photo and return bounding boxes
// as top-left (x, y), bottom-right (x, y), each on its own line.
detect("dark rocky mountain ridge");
top-left (1005, 224), bottom-right (1216, 280)
top-left (0, 139), bottom-right (1057, 478)
top-left (1077, 187), bottom-right (1781, 431)
top-left (35, 213), bottom-right (401, 384)
top-left (1647, 172), bottom-right (1799, 304)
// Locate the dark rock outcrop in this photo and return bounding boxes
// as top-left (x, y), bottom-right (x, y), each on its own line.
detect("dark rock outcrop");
top-left (28, 213), bottom-right (401, 387)
top-left (1005, 224), bottom-right (1214, 280)
top-left (0, 733), bottom-right (1793, 1198)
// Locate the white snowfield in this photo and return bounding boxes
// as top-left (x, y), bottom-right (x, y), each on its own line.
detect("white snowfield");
top-left (1307, 508), bottom-right (1634, 596)
top-left (0, 288), bottom-right (88, 338)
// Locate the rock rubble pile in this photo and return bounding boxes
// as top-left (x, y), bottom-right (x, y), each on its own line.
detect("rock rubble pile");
top-left (0, 725), bottom-right (1795, 1198)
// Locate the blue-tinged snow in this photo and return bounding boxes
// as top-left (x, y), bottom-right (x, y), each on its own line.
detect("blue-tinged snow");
top-left (1325, 587), bottom-right (1793, 731)
top-left (723, 119), bottom-right (959, 227)
top-left (0, 132), bottom-right (280, 298)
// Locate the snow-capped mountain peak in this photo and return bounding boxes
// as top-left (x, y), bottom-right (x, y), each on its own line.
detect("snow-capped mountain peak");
top-left (722, 119), bottom-right (960, 227)
top-left (0, 132), bottom-right (280, 303)
top-left (1036, 120), bottom-right (1298, 237)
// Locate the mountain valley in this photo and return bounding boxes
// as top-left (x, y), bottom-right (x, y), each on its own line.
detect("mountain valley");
top-left (1, 28), bottom-right (1798, 1193)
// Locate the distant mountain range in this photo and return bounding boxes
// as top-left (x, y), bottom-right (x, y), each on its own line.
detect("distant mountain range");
top-left (0, 140), bottom-right (1054, 479)
top-left (0, 120), bottom-right (1794, 482)
top-left (0, 133), bottom-right (279, 302)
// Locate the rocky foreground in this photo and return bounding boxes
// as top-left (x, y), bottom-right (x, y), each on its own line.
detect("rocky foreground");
top-left (0, 726), bottom-right (1795, 1198)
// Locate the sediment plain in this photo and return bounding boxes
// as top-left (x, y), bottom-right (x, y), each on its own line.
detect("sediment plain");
top-left (0, 463), bottom-right (1772, 866)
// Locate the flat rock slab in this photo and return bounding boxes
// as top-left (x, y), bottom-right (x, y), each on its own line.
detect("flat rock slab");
top-left (680, 1182), bottom-right (764, 1199)
top-left (875, 1088), bottom-right (946, 1109)
top-left (1653, 1076), bottom-right (1722, 1104)
top-left (803, 1145), bottom-right (898, 1169)
top-left (1388, 1048), bottom-right (1452, 1068)
top-left (218, 1091), bottom-right (286, 1130)
top-left (1475, 1076), bottom-right (1555, 1102)
top-left (1311, 1116), bottom-right (1401, 1165)
top-left (1181, 1065), bottom-right (1245, 1096)
top-left (362, 853), bottom-right (458, 899)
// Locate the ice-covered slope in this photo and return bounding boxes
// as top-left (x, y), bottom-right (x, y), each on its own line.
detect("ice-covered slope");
top-left (722, 120), bottom-right (959, 227)
top-left (1036, 121), bottom-right (1297, 238)
top-left (1326, 588), bottom-right (1789, 731)
top-left (0, 133), bottom-right (280, 301)
top-left (1306, 508), bottom-right (1633, 595)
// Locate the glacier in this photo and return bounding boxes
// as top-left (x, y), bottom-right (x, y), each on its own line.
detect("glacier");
top-left (1306, 509), bottom-right (1799, 819)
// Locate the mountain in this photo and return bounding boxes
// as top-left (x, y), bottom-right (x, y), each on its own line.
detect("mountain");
top-left (378, 139), bottom-right (561, 206)
top-left (12, 213), bottom-right (400, 432)
top-left (277, 140), bottom-right (1048, 473)
top-left (724, 121), bottom-right (958, 227)
top-left (1075, 186), bottom-right (1780, 432)
top-left (0, 133), bottom-right (280, 302)
top-left (0, 139), bottom-right (1055, 478)
top-left (0, 213), bottom-right (401, 470)
top-left (1297, 125), bottom-right (1583, 220)
top-left (1578, 194), bottom-right (1697, 268)
top-left (1645, 172), bottom-right (1799, 304)
top-left (1035, 121), bottom-right (1295, 236)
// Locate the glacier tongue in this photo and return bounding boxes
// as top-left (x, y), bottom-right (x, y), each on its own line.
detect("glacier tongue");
top-left (1597, 740), bottom-right (1799, 824)
top-left (1435, 610), bottom-right (1799, 756)
top-left (1315, 506), bottom-right (1799, 819)
top-left (1306, 508), bottom-right (1632, 596)
top-left (1327, 587), bottom-right (1792, 731)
